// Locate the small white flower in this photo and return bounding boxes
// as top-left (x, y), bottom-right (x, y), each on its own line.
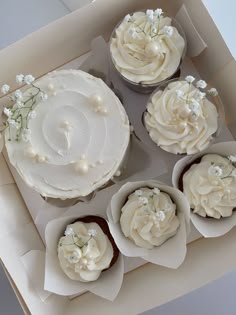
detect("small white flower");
top-left (28, 110), bottom-right (37, 120)
top-left (155, 8), bottom-right (163, 17)
top-left (124, 14), bottom-right (131, 22)
top-left (189, 99), bottom-right (201, 117)
top-left (22, 128), bottom-right (31, 142)
top-left (176, 89), bottom-right (184, 99)
top-left (153, 187), bottom-right (160, 195)
top-left (196, 91), bottom-right (206, 100)
top-left (39, 92), bottom-right (48, 101)
top-left (139, 196), bottom-right (149, 206)
top-left (185, 75), bottom-right (195, 84)
top-left (196, 80), bottom-right (207, 89)
top-left (134, 189), bottom-right (143, 197)
top-left (1, 84), bottom-right (10, 94)
top-left (14, 89), bottom-right (23, 100)
top-left (7, 119), bottom-right (16, 126)
top-left (231, 169), bottom-right (236, 178)
top-left (162, 25), bottom-right (173, 37)
top-left (156, 210), bottom-right (166, 222)
top-left (208, 88), bottom-right (218, 96)
top-left (64, 226), bottom-right (74, 236)
top-left (24, 74), bottom-right (35, 85)
top-left (88, 229), bottom-right (97, 237)
top-left (128, 28), bottom-right (138, 39)
top-left (16, 74), bottom-right (24, 84)
top-left (228, 155), bottom-right (236, 163)
top-left (66, 250), bottom-right (81, 264)
top-left (208, 165), bottom-right (223, 177)
top-left (3, 107), bottom-right (12, 118)
top-left (146, 9), bottom-right (154, 23)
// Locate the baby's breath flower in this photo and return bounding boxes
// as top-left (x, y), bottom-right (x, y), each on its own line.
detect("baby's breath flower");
top-left (156, 210), bottom-right (166, 222)
top-left (196, 91), bottom-right (206, 100)
top-left (153, 187), bottom-right (160, 195)
top-left (22, 128), bottom-right (31, 142)
top-left (88, 229), bottom-right (97, 237)
top-left (185, 75), bottom-right (195, 84)
top-left (228, 155), bottom-right (236, 163)
top-left (39, 92), bottom-right (48, 101)
top-left (14, 89), bottom-right (23, 100)
top-left (208, 165), bottom-right (223, 177)
top-left (208, 88), bottom-right (218, 96)
top-left (16, 74), bottom-right (24, 84)
top-left (7, 119), bottom-right (16, 127)
top-left (124, 14), bottom-right (131, 23)
top-left (176, 89), bottom-right (184, 99)
top-left (28, 110), bottom-right (37, 120)
top-left (139, 196), bottom-right (149, 206)
top-left (196, 80), bottom-right (207, 89)
top-left (64, 226), bottom-right (74, 236)
top-left (66, 249), bottom-right (81, 264)
top-left (155, 8), bottom-right (163, 17)
top-left (3, 107), bottom-right (12, 118)
top-left (162, 25), bottom-right (173, 37)
top-left (1, 84), bottom-right (10, 94)
top-left (24, 74), bottom-right (35, 85)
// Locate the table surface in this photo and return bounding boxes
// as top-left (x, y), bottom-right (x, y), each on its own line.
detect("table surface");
top-left (0, 1), bottom-right (236, 315)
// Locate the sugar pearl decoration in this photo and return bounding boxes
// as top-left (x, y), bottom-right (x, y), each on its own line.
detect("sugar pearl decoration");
top-left (47, 83), bottom-right (54, 91)
top-left (60, 120), bottom-right (73, 131)
top-left (115, 170), bottom-right (121, 177)
top-left (90, 94), bottom-right (103, 107)
top-left (179, 106), bottom-right (191, 119)
top-left (37, 155), bottom-right (46, 163)
top-left (145, 41), bottom-right (161, 58)
top-left (74, 159), bottom-right (89, 174)
top-left (24, 146), bottom-right (37, 159)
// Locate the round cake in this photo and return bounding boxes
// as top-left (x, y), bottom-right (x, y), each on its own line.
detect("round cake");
top-left (110, 9), bottom-right (185, 86)
top-left (58, 216), bottom-right (119, 282)
top-left (181, 154), bottom-right (236, 219)
top-left (120, 187), bottom-right (180, 249)
top-left (144, 78), bottom-right (219, 154)
top-left (5, 70), bottom-right (130, 198)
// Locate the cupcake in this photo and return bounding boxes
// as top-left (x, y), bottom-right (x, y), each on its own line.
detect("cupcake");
top-left (58, 216), bottom-right (119, 282)
top-left (144, 76), bottom-right (224, 155)
top-left (120, 187), bottom-right (180, 249)
top-left (110, 8), bottom-right (186, 93)
top-left (3, 70), bottom-right (130, 199)
top-left (107, 180), bottom-right (190, 268)
top-left (179, 154), bottom-right (236, 219)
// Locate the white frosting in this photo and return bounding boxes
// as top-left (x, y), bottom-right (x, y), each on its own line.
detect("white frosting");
top-left (183, 154), bottom-right (236, 219)
top-left (5, 70), bottom-right (130, 198)
top-left (120, 187), bottom-right (180, 249)
top-left (144, 81), bottom-right (218, 154)
top-left (58, 221), bottom-right (114, 282)
top-left (110, 12), bottom-right (185, 85)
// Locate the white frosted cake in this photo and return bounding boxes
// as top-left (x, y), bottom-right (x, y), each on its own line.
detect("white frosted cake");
top-left (5, 70), bottom-right (130, 199)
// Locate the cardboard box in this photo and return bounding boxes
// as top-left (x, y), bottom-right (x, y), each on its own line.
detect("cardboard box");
top-left (0, 0), bottom-right (236, 314)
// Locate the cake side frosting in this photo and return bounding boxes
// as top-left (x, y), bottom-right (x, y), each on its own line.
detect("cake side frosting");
top-left (183, 154), bottom-right (236, 219)
top-left (5, 70), bottom-right (130, 198)
top-left (110, 11), bottom-right (185, 85)
top-left (144, 81), bottom-right (218, 154)
top-left (58, 221), bottom-right (113, 282)
top-left (120, 187), bottom-right (180, 249)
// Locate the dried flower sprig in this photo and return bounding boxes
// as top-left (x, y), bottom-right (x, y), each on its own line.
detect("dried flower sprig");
top-left (124, 9), bottom-right (173, 41)
top-left (208, 155), bottom-right (236, 179)
top-left (175, 75), bottom-right (218, 120)
top-left (61, 226), bottom-right (97, 249)
top-left (1, 74), bottom-right (48, 142)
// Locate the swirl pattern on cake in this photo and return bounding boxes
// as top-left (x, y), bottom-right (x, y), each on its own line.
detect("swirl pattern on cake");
top-left (144, 81), bottom-right (218, 154)
top-left (5, 70), bottom-right (130, 198)
top-left (120, 187), bottom-right (180, 249)
top-left (110, 12), bottom-right (185, 85)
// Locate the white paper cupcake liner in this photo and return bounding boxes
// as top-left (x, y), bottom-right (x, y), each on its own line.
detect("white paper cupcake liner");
top-left (172, 141), bottom-right (236, 237)
top-left (107, 180), bottom-right (190, 268)
top-left (44, 210), bottom-right (124, 301)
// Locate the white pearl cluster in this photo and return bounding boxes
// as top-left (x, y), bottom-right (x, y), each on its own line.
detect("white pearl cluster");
top-left (89, 94), bottom-right (108, 115)
top-left (24, 145), bottom-right (47, 163)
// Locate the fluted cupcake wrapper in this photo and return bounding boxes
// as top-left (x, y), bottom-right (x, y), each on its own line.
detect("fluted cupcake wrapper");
top-left (172, 141), bottom-right (236, 237)
top-left (44, 210), bottom-right (124, 301)
top-left (107, 180), bottom-right (190, 268)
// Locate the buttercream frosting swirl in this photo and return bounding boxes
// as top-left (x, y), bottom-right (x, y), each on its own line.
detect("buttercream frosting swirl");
top-left (183, 154), bottom-right (236, 218)
top-left (58, 221), bottom-right (114, 282)
top-left (5, 70), bottom-right (130, 198)
top-left (110, 12), bottom-right (185, 85)
top-left (120, 187), bottom-right (180, 249)
top-left (144, 81), bottom-right (218, 154)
